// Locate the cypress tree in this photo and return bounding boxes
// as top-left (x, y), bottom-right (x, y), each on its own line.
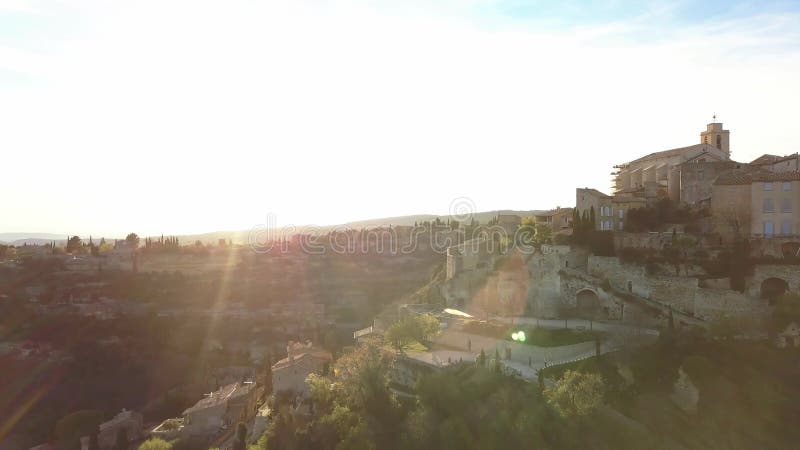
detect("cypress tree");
top-left (114, 429), bottom-right (127, 450)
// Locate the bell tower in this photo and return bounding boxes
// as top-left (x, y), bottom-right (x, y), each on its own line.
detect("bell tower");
top-left (700, 115), bottom-right (730, 159)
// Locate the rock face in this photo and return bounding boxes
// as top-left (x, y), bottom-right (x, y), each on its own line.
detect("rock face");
top-left (670, 367), bottom-right (699, 414)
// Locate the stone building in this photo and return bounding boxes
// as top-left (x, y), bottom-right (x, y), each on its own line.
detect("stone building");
top-left (679, 160), bottom-right (751, 206)
top-left (712, 170), bottom-right (800, 241)
top-left (750, 153), bottom-right (800, 173)
top-left (446, 237), bottom-right (492, 280)
top-left (711, 171), bottom-right (754, 242)
top-left (575, 188), bottom-right (645, 231)
top-left (271, 341), bottom-right (332, 398)
top-left (613, 122), bottom-right (731, 202)
top-left (79, 409), bottom-right (143, 450)
top-left (750, 171), bottom-right (800, 238)
top-left (533, 207), bottom-right (573, 232)
top-left (181, 382), bottom-right (259, 436)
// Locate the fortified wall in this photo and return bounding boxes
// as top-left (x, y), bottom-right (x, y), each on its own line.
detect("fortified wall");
top-left (587, 256), bottom-right (768, 321)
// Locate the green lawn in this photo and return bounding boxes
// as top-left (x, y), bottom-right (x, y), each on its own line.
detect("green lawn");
top-left (460, 321), bottom-right (600, 347)
top-left (515, 327), bottom-right (600, 347)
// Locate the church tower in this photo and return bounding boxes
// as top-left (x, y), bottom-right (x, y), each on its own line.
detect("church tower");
top-left (700, 119), bottom-right (730, 159)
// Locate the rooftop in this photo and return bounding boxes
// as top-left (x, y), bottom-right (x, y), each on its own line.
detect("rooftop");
top-left (752, 171), bottom-right (800, 182)
top-left (272, 350), bottom-right (333, 371)
top-left (714, 170), bottom-right (800, 185)
top-left (182, 382), bottom-right (254, 415)
top-left (577, 187), bottom-right (611, 198)
top-left (627, 143), bottom-right (707, 165)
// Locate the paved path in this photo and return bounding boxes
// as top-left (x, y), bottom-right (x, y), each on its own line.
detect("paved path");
top-left (489, 316), bottom-right (660, 336)
top-left (432, 329), bottom-right (623, 382)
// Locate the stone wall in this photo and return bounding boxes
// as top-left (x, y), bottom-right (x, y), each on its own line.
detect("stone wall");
top-left (559, 274), bottom-right (622, 319)
top-left (586, 255), bottom-right (769, 321)
top-left (525, 247), bottom-right (588, 318)
top-left (748, 265), bottom-right (800, 298)
top-left (693, 288), bottom-right (763, 321)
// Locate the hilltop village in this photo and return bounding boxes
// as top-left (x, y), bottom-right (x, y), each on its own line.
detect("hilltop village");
top-left (2, 121), bottom-right (800, 450)
top-left (445, 121), bottom-right (800, 333)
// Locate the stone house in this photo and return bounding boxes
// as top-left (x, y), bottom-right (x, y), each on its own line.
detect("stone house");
top-left (679, 159), bottom-right (751, 206)
top-left (534, 207), bottom-right (573, 232)
top-left (79, 409), bottom-right (143, 450)
top-left (751, 153), bottom-right (800, 173)
top-left (182, 382), bottom-right (258, 436)
top-left (750, 171), bottom-right (800, 238)
top-left (271, 341), bottom-right (332, 398)
top-left (575, 188), bottom-right (645, 232)
top-left (712, 170), bottom-right (800, 241)
top-left (711, 171), bottom-right (754, 242)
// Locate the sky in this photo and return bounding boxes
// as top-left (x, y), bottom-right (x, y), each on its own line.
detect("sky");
top-left (2, 0), bottom-right (800, 237)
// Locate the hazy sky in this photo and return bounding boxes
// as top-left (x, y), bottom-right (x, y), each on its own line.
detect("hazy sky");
top-left (2, 0), bottom-right (800, 237)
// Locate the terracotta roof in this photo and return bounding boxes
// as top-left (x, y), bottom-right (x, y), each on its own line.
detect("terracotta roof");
top-left (713, 172), bottom-right (753, 185)
top-left (628, 143), bottom-right (707, 164)
top-left (272, 350), bottom-right (332, 371)
top-left (577, 188), bottom-right (611, 198)
top-left (750, 154), bottom-right (782, 165)
top-left (183, 383), bottom-right (245, 415)
top-left (682, 150), bottom-right (725, 163)
top-left (752, 171), bottom-right (800, 182)
top-left (711, 169), bottom-right (799, 185)
top-left (772, 153), bottom-right (800, 164)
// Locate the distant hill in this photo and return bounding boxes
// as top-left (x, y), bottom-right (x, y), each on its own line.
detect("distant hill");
top-left (1, 209), bottom-right (555, 246)
top-left (0, 233), bottom-right (69, 246)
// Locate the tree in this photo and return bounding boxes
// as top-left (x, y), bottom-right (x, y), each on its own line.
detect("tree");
top-left (263, 352), bottom-right (273, 396)
top-left (773, 294), bottom-right (800, 328)
top-left (384, 314), bottom-right (439, 352)
top-left (534, 223), bottom-right (552, 245)
top-left (54, 410), bottom-right (104, 450)
top-left (306, 339), bottom-right (400, 448)
top-left (88, 428), bottom-right (100, 450)
top-left (125, 233), bottom-right (140, 249)
top-left (518, 217), bottom-right (537, 247)
top-left (137, 438), bottom-right (172, 450)
top-left (545, 370), bottom-right (604, 417)
top-left (114, 428), bottom-right (128, 450)
top-left (66, 235), bottom-right (83, 253)
top-left (232, 422), bottom-right (247, 450)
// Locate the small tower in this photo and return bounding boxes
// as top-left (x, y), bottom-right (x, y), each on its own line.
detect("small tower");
top-left (700, 116), bottom-right (730, 159)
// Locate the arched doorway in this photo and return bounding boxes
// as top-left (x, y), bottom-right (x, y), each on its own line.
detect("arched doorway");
top-left (576, 289), bottom-right (604, 319)
top-left (760, 278), bottom-right (788, 303)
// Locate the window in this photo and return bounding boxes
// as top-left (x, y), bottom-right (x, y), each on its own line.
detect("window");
top-left (783, 182), bottom-right (792, 191)
top-left (716, 135), bottom-right (721, 149)
top-left (618, 209), bottom-right (624, 218)
top-left (764, 198), bottom-right (775, 213)
top-left (764, 182), bottom-right (774, 191)
top-left (782, 198), bottom-right (792, 213)
top-left (764, 221), bottom-right (774, 236)
top-left (618, 221), bottom-right (624, 230)
top-left (781, 221), bottom-right (792, 236)
top-left (698, 170), bottom-right (704, 180)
